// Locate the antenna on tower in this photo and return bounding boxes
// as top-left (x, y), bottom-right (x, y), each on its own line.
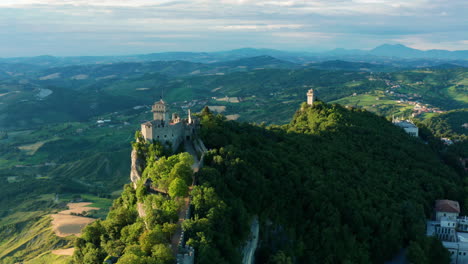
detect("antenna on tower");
top-left (161, 87), bottom-right (164, 100)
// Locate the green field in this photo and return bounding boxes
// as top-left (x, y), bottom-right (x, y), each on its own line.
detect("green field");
top-left (332, 93), bottom-right (414, 118)
top-left (0, 214), bottom-right (73, 263)
top-left (24, 252), bottom-right (71, 264)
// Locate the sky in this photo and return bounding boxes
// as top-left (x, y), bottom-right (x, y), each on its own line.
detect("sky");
top-left (0, 0), bottom-right (467, 57)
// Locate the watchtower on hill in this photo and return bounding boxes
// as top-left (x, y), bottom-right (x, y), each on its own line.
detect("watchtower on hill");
top-left (141, 99), bottom-right (198, 151)
top-left (307, 89), bottom-right (315, 106)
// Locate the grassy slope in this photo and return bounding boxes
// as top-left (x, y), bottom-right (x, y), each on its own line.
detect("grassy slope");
top-left (24, 252), bottom-right (71, 264)
top-left (0, 192), bottom-right (111, 263)
top-left (0, 213), bottom-right (73, 263)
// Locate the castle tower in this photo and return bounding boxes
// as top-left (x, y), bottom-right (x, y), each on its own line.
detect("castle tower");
top-left (307, 89), bottom-right (315, 106)
top-left (188, 109), bottom-right (192, 124)
top-left (152, 99), bottom-right (170, 122)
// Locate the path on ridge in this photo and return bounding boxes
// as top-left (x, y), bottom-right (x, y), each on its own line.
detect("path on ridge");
top-left (171, 140), bottom-right (201, 255)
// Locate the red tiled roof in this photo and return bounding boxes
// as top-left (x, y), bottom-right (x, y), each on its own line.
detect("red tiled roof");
top-left (435, 200), bottom-right (460, 214)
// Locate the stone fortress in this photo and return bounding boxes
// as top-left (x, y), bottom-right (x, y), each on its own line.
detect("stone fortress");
top-left (141, 99), bottom-right (198, 151)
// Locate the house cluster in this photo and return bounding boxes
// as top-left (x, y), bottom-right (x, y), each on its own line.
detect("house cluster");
top-left (410, 102), bottom-right (445, 117)
top-left (427, 200), bottom-right (468, 264)
top-left (381, 78), bottom-right (444, 117)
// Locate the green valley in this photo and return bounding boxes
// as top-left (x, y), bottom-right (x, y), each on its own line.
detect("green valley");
top-left (0, 56), bottom-right (466, 264)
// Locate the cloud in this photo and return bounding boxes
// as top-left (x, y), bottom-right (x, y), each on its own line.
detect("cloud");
top-left (215, 24), bottom-right (303, 31)
top-left (393, 35), bottom-right (468, 51)
top-left (0, 0), bottom-right (466, 56)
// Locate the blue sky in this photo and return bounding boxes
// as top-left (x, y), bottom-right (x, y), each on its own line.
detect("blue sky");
top-left (0, 0), bottom-right (467, 57)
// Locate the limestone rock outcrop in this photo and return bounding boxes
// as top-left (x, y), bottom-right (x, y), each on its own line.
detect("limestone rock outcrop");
top-left (130, 148), bottom-right (144, 188)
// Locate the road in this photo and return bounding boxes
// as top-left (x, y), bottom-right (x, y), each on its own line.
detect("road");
top-left (242, 216), bottom-right (259, 264)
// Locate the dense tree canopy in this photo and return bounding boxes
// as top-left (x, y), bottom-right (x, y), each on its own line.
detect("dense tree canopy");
top-left (423, 109), bottom-right (467, 141)
top-left (74, 147), bottom-right (193, 263)
top-left (183, 102), bottom-right (463, 263)
top-left (76, 102), bottom-right (464, 264)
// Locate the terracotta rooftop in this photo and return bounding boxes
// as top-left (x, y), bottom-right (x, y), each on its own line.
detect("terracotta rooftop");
top-left (435, 200), bottom-right (460, 214)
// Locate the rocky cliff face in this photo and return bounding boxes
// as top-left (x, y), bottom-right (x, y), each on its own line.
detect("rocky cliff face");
top-left (130, 148), bottom-right (143, 188)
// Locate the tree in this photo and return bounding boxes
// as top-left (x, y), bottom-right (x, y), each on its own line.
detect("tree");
top-left (162, 222), bottom-right (178, 240)
top-left (270, 251), bottom-right (293, 264)
top-left (407, 241), bottom-right (428, 264)
top-left (169, 178), bottom-right (189, 198)
top-left (136, 183), bottom-right (148, 201)
top-left (116, 253), bottom-right (143, 264)
top-left (170, 162), bottom-right (193, 185)
top-left (139, 229), bottom-right (166, 254)
top-left (152, 244), bottom-right (175, 264)
top-left (81, 220), bottom-right (105, 246)
top-left (121, 222), bottom-right (145, 245)
top-left (81, 243), bottom-right (106, 264)
top-left (201, 106), bottom-right (212, 116)
top-left (427, 237), bottom-right (451, 264)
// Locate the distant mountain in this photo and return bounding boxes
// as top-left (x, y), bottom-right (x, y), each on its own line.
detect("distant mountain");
top-left (369, 44), bottom-right (468, 60)
top-left (429, 63), bottom-right (467, 70)
top-left (369, 44), bottom-right (422, 57)
top-left (325, 48), bottom-right (367, 56)
top-left (306, 60), bottom-right (393, 72)
top-left (212, 55), bottom-right (301, 69)
top-left (0, 44), bottom-right (466, 70)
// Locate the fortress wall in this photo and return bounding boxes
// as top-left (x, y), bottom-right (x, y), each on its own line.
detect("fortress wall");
top-left (141, 124), bottom-right (153, 141)
top-left (152, 122), bottom-right (186, 150)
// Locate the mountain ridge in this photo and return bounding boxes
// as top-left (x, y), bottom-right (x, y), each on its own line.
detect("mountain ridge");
top-left (1, 44), bottom-right (466, 67)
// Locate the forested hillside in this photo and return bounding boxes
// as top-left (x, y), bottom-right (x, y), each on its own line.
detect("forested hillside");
top-left (75, 102), bottom-right (464, 263)
top-left (424, 109), bottom-right (468, 140)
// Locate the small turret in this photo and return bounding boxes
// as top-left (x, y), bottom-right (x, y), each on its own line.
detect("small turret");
top-left (307, 89), bottom-right (315, 106)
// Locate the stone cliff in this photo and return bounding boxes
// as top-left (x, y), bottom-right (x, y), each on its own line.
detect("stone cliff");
top-left (130, 148), bottom-right (144, 188)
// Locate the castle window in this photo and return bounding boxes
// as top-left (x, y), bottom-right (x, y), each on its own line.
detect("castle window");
top-left (157, 136), bottom-right (159, 139)
top-left (164, 135), bottom-right (167, 138)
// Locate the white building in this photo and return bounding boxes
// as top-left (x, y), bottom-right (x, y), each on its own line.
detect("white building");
top-left (427, 200), bottom-right (468, 264)
top-left (393, 119), bottom-right (419, 137)
top-left (436, 200), bottom-right (461, 221)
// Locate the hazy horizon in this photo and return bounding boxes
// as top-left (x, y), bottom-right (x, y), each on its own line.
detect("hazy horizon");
top-left (1, 43), bottom-right (468, 59)
top-left (0, 0), bottom-right (467, 57)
